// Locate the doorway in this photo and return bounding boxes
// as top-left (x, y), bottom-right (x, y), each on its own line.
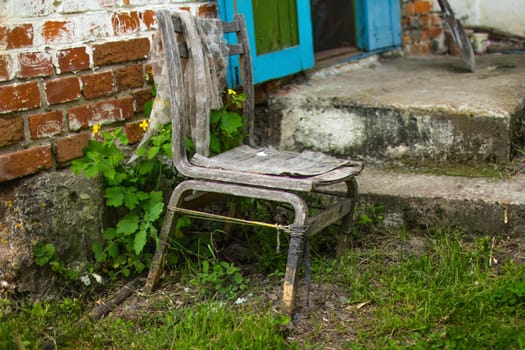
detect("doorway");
top-left (310, 0), bottom-right (360, 62)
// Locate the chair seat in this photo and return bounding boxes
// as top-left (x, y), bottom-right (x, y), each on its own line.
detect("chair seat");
top-left (190, 145), bottom-right (362, 185)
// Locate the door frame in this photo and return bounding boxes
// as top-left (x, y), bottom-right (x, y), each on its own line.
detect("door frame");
top-left (218, 0), bottom-right (314, 84)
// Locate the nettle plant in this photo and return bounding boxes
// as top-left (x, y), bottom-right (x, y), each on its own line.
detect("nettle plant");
top-left (71, 124), bottom-right (174, 278)
top-left (67, 88), bottom-right (247, 280)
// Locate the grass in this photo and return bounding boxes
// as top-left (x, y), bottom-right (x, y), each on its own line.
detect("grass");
top-left (333, 231), bottom-right (525, 349)
top-left (1, 229), bottom-right (524, 349)
top-left (384, 161), bottom-right (508, 179)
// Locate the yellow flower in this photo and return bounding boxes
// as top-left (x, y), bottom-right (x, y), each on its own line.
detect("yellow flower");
top-left (92, 124), bottom-right (101, 137)
top-left (227, 88), bottom-right (237, 95)
top-left (139, 119), bottom-right (149, 131)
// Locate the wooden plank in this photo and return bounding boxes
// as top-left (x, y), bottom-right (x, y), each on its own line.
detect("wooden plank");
top-left (306, 199), bottom-right (353, 236)
top-left (251, 0), bottom-right (298, 54)
top-left (277, 0), bottom-right (298, 49)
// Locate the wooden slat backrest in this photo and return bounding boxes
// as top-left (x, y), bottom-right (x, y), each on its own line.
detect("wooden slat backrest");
top-left (167, 12), bottom-right (256, 149)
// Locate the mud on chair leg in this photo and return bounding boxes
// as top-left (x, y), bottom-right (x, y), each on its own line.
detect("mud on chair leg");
top-left (282, 228), bottom-right (306, 315)
top-left (145, 210), bottom-right (178, 292)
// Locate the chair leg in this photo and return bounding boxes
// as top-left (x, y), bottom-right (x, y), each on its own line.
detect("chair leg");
top-left (336, 178), bottom-right (359, 257)
top-left (145, 209), bottom-right (178, 292)
top-left (282, 227), bottom-right (306, 315)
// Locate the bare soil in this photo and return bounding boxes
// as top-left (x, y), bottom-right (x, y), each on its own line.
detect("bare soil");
top-left (106, 232), bottom-right (525, 349)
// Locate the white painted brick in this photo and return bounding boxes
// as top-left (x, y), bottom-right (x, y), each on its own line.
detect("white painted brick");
top-left (0, 53), bottom-right (17, 82)
top-left (62, 0), bottom-right (104, 14)
top-left (9, 0), bottom-right (55, 18)
top-left (0, 1), bottom-right (7, 18)
top-left (77, 13), bottom-right (112, 42)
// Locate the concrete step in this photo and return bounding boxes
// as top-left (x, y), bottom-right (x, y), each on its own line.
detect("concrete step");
top-left (357, 166), bottom-right (525, 236)
top-left (268, 54), bottom-right (525, 165)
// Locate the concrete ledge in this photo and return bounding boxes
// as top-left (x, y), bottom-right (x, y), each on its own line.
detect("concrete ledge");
top-left (358, 167), bottom-right (525, 236)
top-left (270, 54), bottom-right (525, 164)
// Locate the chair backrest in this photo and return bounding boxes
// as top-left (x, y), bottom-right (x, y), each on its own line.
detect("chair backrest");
top-left (156, 10), bottom-right (255, 167)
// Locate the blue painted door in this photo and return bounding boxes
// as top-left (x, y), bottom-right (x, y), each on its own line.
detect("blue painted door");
top-left (356, 0), bottom-right (402, 51)
top-left (218, 0), bottom-right (315, 85)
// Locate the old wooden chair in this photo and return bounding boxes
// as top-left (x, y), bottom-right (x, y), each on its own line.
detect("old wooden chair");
top-left (146, 10), bottom-right (363, 315)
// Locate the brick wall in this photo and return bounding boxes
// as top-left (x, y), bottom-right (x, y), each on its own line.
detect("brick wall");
top-left (401, 0), bottom-right (444, 55)
top-left (0, 0), bottom-right (217, 183)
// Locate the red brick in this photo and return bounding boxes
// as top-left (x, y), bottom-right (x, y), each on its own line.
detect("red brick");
top-left (414, 1), bottom-right (432, 14)
top-left (125, 120), bottom-right (147, 144)
top-left (6, 24), bottom-right (34, 49)
top-left (420, 29), bottom-right (430, 41)
top-left (429, 27), bottom-right (443, 39)
top-left (57, 47), bottom-right (90, 73)
top-left (67, 97), bottom-right (134, 130)
top-left (0, 54), bottom-right (13, 81)
top-left (133, 88), bottom-right (153, 113)
top-left (0, 145), bottom-right (53, 183)
top-left (141, 10), bottom-right (156, 29)
top-left (81, 71), bottom-right (114, 99)
top-left (405, 3), bottom-right (415, 16)
top-left (0, 82), bottom-right (41, 114)
top-left (28, 111), bottom-right (64, 139)
top-left (42, 20), bottom-right (74, 44)
top-left (112, 11), bottom-right (140, 35)
top-left (93, 38), bottom-right (150, 66)
top-left (403, 32), bottom-right (412, 46)
top-left (115, 64), bottom-right (144, 91)
top-left (18, 51), bottom-right (54, 78)
top-left (431, 14), bottom-right (442, 26)
top-left (55, 132), bottom-right (90, 163)
top-left (198, 4), bottom-right (217, 18)
top-left (45, 76), bottom-right (81, 104)
top-left (419, 15), bottom-right (431, 28)
top-left (0, 117), bottom-right (24, 147)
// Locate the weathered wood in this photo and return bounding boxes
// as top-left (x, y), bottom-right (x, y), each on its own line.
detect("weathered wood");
top-left (282, 230), bottom-right (305, 315)
top-left (149, 11), bottom-right (362, 316)
top-left (84, 277), bottom-right (142, 321)
top-left (306, 198), bottom-right (353, 237)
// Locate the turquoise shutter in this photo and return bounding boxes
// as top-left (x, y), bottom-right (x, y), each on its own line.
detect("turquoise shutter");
top-left (218, 0), bottom-right (315, 85)
top-left (356, 0), bottom-right (402, 51)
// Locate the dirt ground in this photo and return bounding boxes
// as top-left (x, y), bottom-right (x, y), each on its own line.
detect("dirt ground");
top-left (107, 232), bottom-right (525, 349)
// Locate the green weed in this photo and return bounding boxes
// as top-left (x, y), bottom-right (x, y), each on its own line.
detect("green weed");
top-left (337, 231), bottom-right (525, 349)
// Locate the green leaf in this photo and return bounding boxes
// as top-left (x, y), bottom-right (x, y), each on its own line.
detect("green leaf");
top-left (147, 146), bottom-right (160, 160)
top-left (209, 135), bottom-right (221, 154)
top-left (107, 243), bottom-right (119, 259)
top-left (143, 99), bottom-right (153, 118)
top-left (134, 227), bottom-right (148, 255)
top-left (162, 143), bottom-right (172, 158)
top-left (135, 146), bottom-right (147, 157)
top-left (92, 243), bottom-right (107, 262)
top-left (70, 159), bottom-right (87, 174)
top-left (103, 228), bottom-right (117, 240)
top-left (220, 112), bottom-right (243, 134)
top-left (202, 260), bottom-right (209, 274)
top-left (33, 243), bottom-right (55, 266)
top-left (104, 187), bottom-right (124, 207)
top-left (137, 159), bottom-right (154, 175)
top-left (135, 261), bottom-right (146, 273)
top-left (84, 165), bottom-right (101, 178)
top-left (210, 110), bottom-right (222, 124)
top-left (145, 202), bottom-right (164, 222)
top-left (149, 191), bottom-right (163, 205)
top-left (116, 214), bottom-right (139, 236)
top-left (123, 188), bottom-right (139, 210)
